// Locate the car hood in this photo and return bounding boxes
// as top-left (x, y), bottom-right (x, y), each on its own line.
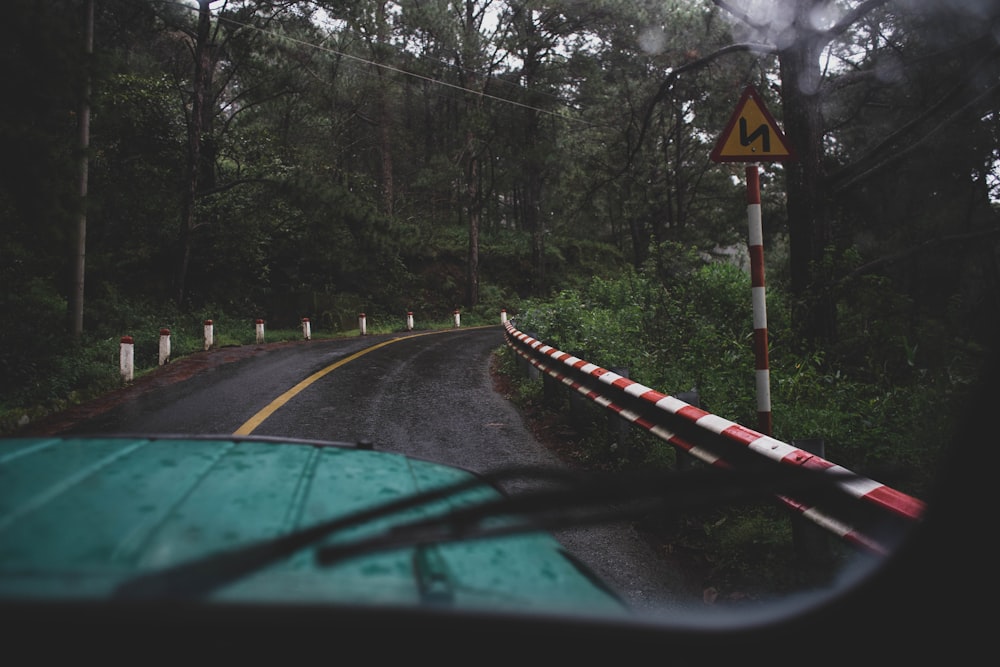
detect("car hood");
top-left (0, 435), bottom-right (626, 616)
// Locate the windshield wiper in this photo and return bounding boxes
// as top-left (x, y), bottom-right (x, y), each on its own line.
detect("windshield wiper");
top-left (112, 466), bottom-right (500, 600)
top-left (113, 463), bottom-right (890, 600)
top-left (314, 464), bottom-right (883, 565)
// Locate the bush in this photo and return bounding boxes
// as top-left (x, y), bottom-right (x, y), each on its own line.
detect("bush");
top-left (503, 245), bottom-right (966, 596)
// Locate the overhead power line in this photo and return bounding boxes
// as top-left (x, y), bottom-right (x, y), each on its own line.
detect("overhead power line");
top-left (167, 0), bottom-right (592, 124)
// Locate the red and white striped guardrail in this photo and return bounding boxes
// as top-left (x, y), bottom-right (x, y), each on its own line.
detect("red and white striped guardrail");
top-left (503, 320), bottom-right (926, 556)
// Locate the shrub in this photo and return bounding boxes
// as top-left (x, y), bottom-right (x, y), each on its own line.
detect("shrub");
top-left (503, 245), bottom-right (964, 596)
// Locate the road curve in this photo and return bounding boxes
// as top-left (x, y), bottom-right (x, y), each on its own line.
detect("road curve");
top-left (21, 326), bottom-right (696, 615)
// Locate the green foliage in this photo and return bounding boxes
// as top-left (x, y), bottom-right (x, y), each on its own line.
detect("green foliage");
top-left (514, 250), bottom-right (958, 497)
top-left (517, 250), bottom-right (760, 418)
top-left (504, 245), bottom-right (975, 593)
top-left (0, 276), bottom-right (122, 432)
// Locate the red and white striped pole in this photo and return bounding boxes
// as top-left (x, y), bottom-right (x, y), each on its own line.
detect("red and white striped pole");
top-left (746, 164), bottom-right (772, 436)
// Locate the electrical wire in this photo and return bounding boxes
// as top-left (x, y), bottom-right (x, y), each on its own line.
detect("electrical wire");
top-left (163, 0), bottom-right (593, 124)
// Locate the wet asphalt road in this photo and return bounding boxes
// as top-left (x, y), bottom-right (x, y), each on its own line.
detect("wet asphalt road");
top-left (52, 325), bottom-right (695, 615)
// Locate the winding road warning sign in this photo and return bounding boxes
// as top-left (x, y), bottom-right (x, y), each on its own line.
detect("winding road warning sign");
top-left (710, 86), bottom-right (795, 162)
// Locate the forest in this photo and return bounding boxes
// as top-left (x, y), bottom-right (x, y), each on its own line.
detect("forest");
top-left (2, 0), bottom-right (998, 495)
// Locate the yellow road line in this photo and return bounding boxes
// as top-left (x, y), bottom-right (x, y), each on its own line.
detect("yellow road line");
top-left (233, 326), bottom-right (493, 436)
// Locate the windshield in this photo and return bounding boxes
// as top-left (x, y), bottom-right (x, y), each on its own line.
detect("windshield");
top-left (0, 0), bottom-right (995, 646)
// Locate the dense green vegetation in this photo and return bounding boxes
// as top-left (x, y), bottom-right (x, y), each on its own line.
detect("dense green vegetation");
top-left (496, 245), bottom-right (978, 597)
top-left (1, 0), bottom-right (997, 506)
top-left (509, 245), bottom-right (966, 499)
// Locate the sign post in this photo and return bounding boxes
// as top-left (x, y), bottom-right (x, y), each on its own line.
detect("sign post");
top-left (710, 85), bottom-right (795, 436)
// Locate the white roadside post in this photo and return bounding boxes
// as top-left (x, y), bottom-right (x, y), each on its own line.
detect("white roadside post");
top-left (203, 319), bottom-right (214, 350)
top-left (158, 328), bottom-right (171, 366)
top-left (359, 313), bottom-right (367, 335)
top-left (255, 318), bottom-right (265, 343)
top-left (453, 309), bottom-right (461, 328)
top-left (119, 336), bottom-right (134, 382)
top-left (407, 311), bottom-right (414, 331)
top-left (302, 317), bottom-right (311, 340)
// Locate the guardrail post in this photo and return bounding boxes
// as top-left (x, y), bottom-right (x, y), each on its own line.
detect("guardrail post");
top-left (119, 336), bottom-right (134, 382)
top-left (568, 388), bottom-right (588, 432)
top-left (158, 328), bottom-right (171, 366)
top-left (255, 319), bottom-right (265, 343)
top-left (674, 388), bottom-right (700, 471)
top-left (508, 340), bottom-right (527, 377)
top-left (608, 366), bottom-right (631, 459)
top-left (567, 350), bottom-right (590, 432)
top-left (301, 317), bottom-right (311, 340)
top-left (791, 438), bottom-right (832, 565)
top-left (203, 319), bottom-right (213, 350)
top-left (542, 369), bottom-right (561, 406)
top-left (523, 333), bottom-right (540, 381)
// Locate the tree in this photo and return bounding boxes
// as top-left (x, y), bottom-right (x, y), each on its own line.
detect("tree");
top-left (70, 0), bottom-right (95, 337)
top-left (149, 0), bottom-right (320, 306)
top-left (1, 0), bottom-right (92, 326)
top-left (399, 0), bottom-right (510, 307)
top-left (708, 0), bottom-right (1000, 346)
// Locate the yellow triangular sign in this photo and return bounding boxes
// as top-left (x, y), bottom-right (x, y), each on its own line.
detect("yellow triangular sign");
top-left (710, 86), bottom-right (795, 162)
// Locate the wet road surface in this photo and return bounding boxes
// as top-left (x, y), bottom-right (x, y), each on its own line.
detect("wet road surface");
top-left (18, 326), bottom-right (696, 615)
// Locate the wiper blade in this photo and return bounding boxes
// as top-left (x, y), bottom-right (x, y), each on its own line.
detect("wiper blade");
top-left (315, 464), bottom-right (876, 565)
top-left (113, 465), bottom-right (606, 599)
top-left (112, 468), bottom-right (500, 600)
top-left (113, 462), bottom-right (893, 600)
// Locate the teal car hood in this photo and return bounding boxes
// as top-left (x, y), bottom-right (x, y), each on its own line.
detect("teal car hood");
top-left (0, 436), bottom-right (626, 616)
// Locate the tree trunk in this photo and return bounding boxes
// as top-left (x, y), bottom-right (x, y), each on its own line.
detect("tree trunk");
top-left (459, 1), bottom-right (484, 308)
top-left (177, 0), bottom-right (212, 306)
top-left (526, 156), bottom-right (545, 290)
top-left (778, 8), bottom-right (836, 342)
top-left (519, 14), bottom-right (546, 293)
top-left (379, 91), bottom-right (394, 218)
top-left (70, 0), bottom-right (93, 336)
top-left (465, 126), bottom-right (480, 307)
top-left (376, 1), bottom-right (394, 218)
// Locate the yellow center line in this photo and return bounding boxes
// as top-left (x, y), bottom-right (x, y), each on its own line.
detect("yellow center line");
top-left (233, 326), bottom-right (494, 436)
